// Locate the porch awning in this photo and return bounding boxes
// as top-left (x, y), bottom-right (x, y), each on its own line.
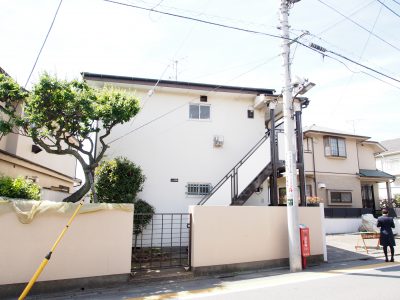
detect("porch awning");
top-left (358, 169), bottom-right (395, 180)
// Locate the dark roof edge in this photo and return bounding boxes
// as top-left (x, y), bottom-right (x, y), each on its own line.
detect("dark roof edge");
top-left (358, 169), bottom-right (395, 180)
top-left (0, 149), bottom-right (76, 182)
top-left (304, 129), bottom-right (370, 140)
top-left (81, 72), bottom-right (276, 95)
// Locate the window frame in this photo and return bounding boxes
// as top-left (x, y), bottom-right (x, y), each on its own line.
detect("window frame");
top-left (189, 103), bottom-right (211, 121)
top-left (328, 190), bottom-right (352, 205)
top-left (304, 137), bottom-right (312, 153)
top-left (324, 136), bottom-right (347, 158)
top-left (186, 182), bottom-right (212, 197)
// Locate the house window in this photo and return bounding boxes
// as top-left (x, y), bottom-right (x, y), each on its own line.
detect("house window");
top-left (324, 136), bottom-right (346, 157)
top-left (329, 191), bottom-right (352, 204)
top-left (304, 137), bottom-right (312, 153)
top-left (189, 103), bottom-right (210, 120)
top-left (186, 183), bottom-right (212, 196)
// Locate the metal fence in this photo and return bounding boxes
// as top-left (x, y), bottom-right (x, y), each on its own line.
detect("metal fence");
top-left (132, 213), bottom-right (191, 271)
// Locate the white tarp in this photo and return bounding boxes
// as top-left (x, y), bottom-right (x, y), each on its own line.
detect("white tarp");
top-left (359, 213), bottom-right (398, 235)
top-left (0, 198), bottom-right (133, 224)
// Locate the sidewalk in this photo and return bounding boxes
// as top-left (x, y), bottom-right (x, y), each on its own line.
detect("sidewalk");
top-left (326, 233), bottom-right (400, 263)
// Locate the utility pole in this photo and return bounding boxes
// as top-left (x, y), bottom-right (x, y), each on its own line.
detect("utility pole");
top-left (279, 0), bottom-right (302, 272)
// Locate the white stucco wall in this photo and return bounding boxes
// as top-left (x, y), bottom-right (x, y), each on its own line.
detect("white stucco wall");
top-left (324, 218), bottom-right (362, 234)
top-left (93, 82), bottom-right (267, 213)
top-left (13, 134), bottom-right (77, 179)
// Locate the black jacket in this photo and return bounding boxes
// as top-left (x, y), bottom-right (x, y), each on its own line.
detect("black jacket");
top-left (377, 215), bottom-right (396, 246)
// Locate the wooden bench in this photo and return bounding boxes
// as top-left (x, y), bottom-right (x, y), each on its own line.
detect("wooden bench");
top-left (355, 232), bottom-right (380, 254)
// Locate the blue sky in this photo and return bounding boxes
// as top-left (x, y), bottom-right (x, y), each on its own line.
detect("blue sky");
top-left (1, 0), bottom-right (399, 141)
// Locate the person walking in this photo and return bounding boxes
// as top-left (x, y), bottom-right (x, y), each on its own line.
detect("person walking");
top-left (377, 208), bottom-right (396, 262)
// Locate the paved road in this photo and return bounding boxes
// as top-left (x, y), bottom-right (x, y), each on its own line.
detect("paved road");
top-left (35, 260), bottom-right (399, 300)
top-left (150, 262), bottom-right (400, 300)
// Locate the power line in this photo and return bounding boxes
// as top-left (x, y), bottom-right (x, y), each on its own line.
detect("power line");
top-left (107, 55), bottom-right (279, 145)
top-left (103, 0), bottom-right (400, 86)
top-left (317, 0), bottom-right (400, 53)
top-left (24, 0), bottom-right (63, 88)
top-left (128, 0), bottom-right (277, 31)
top-left (307, 32), bottom-right (399, 80)
top-left (330, 3), bottom-right (385, 117)
top-left (317, 0), bottom-right (376, 35)
top-left (391, 0), bottom-right (400, 6)
top-left (103, 0), bottom-right (283, 40)
top-left (376, 0), bottom-right (400, 18)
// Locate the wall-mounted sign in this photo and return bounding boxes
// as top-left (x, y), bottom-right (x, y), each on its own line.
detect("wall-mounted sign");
top-left (170, 178), bottom-right (179, 182)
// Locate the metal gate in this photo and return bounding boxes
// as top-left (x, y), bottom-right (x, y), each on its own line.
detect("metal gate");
top-left (132, 213), bottom-right (191, 271)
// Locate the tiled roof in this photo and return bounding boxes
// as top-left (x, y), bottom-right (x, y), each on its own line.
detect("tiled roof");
top-left (358, 169), bottom-right (395, 180)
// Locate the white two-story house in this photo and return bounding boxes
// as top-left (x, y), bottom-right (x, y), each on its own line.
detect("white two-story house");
top-left (83, 72), bottom-right (278, 212)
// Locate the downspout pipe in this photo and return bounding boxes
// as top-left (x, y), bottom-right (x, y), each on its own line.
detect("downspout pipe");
top-left (311, 137), bottom-right (317, 198)
top-left (269, 101), bottom-right (278, 206)
top-left (294, 103), bottom-right (306, 206)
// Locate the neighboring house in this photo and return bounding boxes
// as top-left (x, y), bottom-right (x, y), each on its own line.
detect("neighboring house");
top-left (301, 125), bottom-right (394, 211)
top-left (0, 67), bottom-right (78, 201)
top-left (83, 72), bottom-right (392, 213)
top-left (376, 138), bottom-right (400, 199)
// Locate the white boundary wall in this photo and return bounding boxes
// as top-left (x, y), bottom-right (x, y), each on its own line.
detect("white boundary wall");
top-left (0, 202), bottom-right (133, 285)
top-left (189, 205), bottom-right (325, 268)
top-left (324, 218), bottom-right (362, 234)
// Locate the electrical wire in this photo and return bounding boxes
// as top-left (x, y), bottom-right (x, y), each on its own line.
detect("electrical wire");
top-left (106, 55), bottom-right (280, 145)
top-left (391, 0), bottom-right (400, 6)
top-left (129, 63), bottom-right (171, 126)
top-left (330, 3), bottom-right (384, 117)
top-left (306, 32), bottom-right (398, 79)
top-left (317, 0), bottom-right (400, 53)
top-left (128, 0), bottom-right (277, 31)
top-left (24, 0), bottom-right (63, 88)
top-left (103, 0), bottom-right (283, 40)
top-left (103, 0), bottom-right (400, 86)
top-left (376, 0), bottom-right (400, 18)
top-left (316, 0), bottom-right (376, 35)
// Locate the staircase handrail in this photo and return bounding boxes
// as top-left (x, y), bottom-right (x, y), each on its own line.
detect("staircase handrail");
top-left (198, 130), bottom-right (271, 205)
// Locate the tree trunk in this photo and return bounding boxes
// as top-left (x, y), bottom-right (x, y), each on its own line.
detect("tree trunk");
top-left (63, 180), bottom-right (91, 203)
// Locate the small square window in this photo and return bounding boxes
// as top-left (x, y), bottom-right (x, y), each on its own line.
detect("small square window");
top-left (189, 103), bottom-right (210, 120)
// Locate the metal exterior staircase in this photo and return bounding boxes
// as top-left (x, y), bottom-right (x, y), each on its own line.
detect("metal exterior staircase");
top-left (232, 160), bottom-right (285, 205)
top-left (198, 130), bottom-right (276, 206)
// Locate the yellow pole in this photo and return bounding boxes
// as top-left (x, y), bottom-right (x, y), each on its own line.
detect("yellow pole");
top-left (18, 201), bottom-right (84, 300)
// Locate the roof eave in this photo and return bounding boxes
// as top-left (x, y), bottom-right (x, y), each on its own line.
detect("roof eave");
top-left (81, 72), bottom-right (276, 95)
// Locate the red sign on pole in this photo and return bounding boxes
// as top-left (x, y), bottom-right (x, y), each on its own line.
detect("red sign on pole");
top-left (300, 227), bottom-right (311, 257)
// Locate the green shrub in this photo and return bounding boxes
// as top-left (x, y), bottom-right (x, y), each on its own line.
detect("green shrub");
top-left (394, 194), bottom-right (400, 207)
top-left (0, 176), bottom-right (41, 200)
top-left (134, 199), bottom-right (155, 235)
top-left (95, 157), bottom-right (146, 204)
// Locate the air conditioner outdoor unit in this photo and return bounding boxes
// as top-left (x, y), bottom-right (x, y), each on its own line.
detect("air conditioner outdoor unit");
top-left (213, 135), bottom-right (224, 147)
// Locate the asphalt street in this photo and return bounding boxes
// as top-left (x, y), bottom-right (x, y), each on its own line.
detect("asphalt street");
top-left (34, 259), bottom-right (400, 300)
